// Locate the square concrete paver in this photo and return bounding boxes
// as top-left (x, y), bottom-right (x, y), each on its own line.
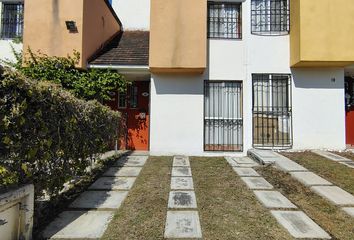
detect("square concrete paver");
top-left (271, 211), bottom-right (331, 239)
top-left (290, 172), bottom-right (332, 186)
top-left (254, 191), bottom-right (297, 209)
top-left (114, 156), bottom-right (148, 167)
top-left (42, 211), bottom-right (113, 239)
top-left (233, 167), bottom-right (260, 177)
top-left (69, 191), bottom-right (128, 210)
top-left (168, 191), bottom-right (197, 209)
top-left (173, 156), bottom-right (190, 167)
top-left (241, 177), bottom-right (274, 190)
top-left (312, 150), bottom-right (352, 162)
top-left (225, 157), bottom-right (259, 167)
top-left (171, 177), bottom-right (194, 190)
top-left (88, 177), bottom-right (136, 190)
top-left (340, 161), bottom-right (354, 168)
top-left (274, 159), bottom-right (308, 172)
top-left (233, 157), bottom-right (257, 164)
top-left (172, 167), bottom-right (192, 177)
top-left (311, 186), bottom-right (354, 206)
top-left (164, 211), bottom-right (202, 239)
top-left (342, 207), bottom-right (354, 217)
top-left (103, 167), bottom-right (142, 177)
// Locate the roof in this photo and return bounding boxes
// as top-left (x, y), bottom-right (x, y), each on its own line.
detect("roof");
top-left (89, 31), bottom-right (149, 66)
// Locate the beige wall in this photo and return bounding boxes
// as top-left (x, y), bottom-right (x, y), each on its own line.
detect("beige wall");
top-left (149, 0), bottom-right (207, 74)
top-left (290, 0), bottom-right (354, 67)
top-left (23, 0), bottom-right (120, 68)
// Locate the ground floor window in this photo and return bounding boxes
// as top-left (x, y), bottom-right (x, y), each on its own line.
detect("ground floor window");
top-left (204, 81), bottom-right (243, 152)
top-left (252, 74), bottom-right (292, 148)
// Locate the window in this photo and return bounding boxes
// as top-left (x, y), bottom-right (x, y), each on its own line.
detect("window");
top-left (118, 92), bottom-right (127, 108)
top-left (208, 2), bottom-right (242, 39)
top-left (129, 86), bottom-right (138, 108)
top-left (252, 74), bottom-right (292, 148)
top-left (251, 0), bottom-right (289, 36)
top-left (204, 81), bottom-right (243, 152)
top-left (1, 3), bottom-right (24, 39)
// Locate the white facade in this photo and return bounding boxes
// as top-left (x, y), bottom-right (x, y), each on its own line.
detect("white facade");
top-left (111, 0), bottom-right (150, 30)
top-left (109, 0), bottom-right (346, 155)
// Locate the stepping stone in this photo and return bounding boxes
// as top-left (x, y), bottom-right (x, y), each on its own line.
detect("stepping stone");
top-left (241, 177), bottom-right (273, 190)
top-left (114, 156), bottom-right (148, 167)
top-left (225, 157), bottom-right (259, 167)
top-left (173, 156), bottom-right (190, 167)
top-left (342, 207), bottom-right (354, 217)
top-left (274, 158), bottom-right (308, 172)
top-left (42, 211), bottom-right (113, 239)
top-left (171, 177), bottom-right (194, 190)
top-left (69, 191), bottom-right (128, 210)
top-left (164, 211), bottom-right (202, 239)
top-left (89, 177), bottom-right (136, 190)
top-left (168, 191), bottom-right (197, 209)
top-left (103, 167), bottom-right (142, 177)
top-left (290, 172), bottom-right (332, 186)
top-left (311, 186), bottom-right (354, 206)
top-left (172, 167), bottom-right (192, 177)
top-left (312, 150), bottom-right (352, 162)
top-left (248, 149), bottom-right (283, 164)
top-left (233, 157), bottom-right (257, 164)
top-left (254, 191), bottom-right (297, 209)
top-left (271, 211), bottom-right (331, 239)
top-left (233, 167), bottom-right (260, 177)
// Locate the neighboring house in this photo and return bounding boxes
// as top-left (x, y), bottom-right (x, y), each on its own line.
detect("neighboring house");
top-left (22, 0), bottom-right (354, 155)
top-left (0, 0), bottom-right (24, 63)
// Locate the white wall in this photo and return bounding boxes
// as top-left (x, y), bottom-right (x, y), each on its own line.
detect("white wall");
top-left (111, 0), bottom-right (150, 30)
top-left (292, 68), bottom-right (346, 150)
top-left (0, 40), bottom-right (22, 64)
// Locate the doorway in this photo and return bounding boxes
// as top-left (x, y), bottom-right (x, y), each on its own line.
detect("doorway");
top-left (345, 77), bottom-right (354, 147)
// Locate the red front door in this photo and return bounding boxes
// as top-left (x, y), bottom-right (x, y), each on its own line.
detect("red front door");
top-left (107, 81), bottom-right (150, 151)
top-left (345, 77), bottom-right (354, 146)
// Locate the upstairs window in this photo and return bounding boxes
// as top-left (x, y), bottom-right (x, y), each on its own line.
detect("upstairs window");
top-left (208, 2), bottom-right (242, 39)
top-left (1, 3), bottom-right (24, 39)
top-left (251, 0), bottom-right (289, 36)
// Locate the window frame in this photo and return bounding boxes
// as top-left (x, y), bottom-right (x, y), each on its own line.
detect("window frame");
top-left (0, 2), bottom-right (24, 39)
top-left (207, 1), bottom-right (242, 40)
top-left (251, 0), bottom-right (290, 36)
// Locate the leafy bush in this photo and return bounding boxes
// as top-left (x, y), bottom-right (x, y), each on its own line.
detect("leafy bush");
top-left (0, 69), bottom-right (120, 197)
top-left (4, 48), bottom-right (129, 102)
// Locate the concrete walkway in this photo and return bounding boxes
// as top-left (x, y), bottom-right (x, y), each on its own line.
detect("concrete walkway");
top-left (249, 149), bottom-right (354, 218)
top-left (164, 156), bottom-right (202, 239)
top-left (42, 153), bottom-right (149, 239)
top-left (312, 150), bottom-right (354, 169)
top-left (226, 156), bottom-right (331, 239)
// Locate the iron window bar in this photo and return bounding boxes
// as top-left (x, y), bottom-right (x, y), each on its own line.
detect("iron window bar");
top-left (251, 0), bottom-right (290, 36)
top-left (204, 81), bottom-right (243, 152)
top-left (208, 2), bottom-right (242, 39)
top-left (252, 74), bottom-right (292, 149)
top-left (0, 3), bottom-right (24, 39)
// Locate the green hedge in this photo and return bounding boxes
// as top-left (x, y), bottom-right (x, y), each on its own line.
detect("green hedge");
top-left (0, 69), bottom-right (120, 197)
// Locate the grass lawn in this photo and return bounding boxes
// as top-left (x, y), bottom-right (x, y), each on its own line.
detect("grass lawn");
top-left (102, 156), bottom-right (172, 240)
top-left (191, 157), bottom-right (291, 240)
top-left (282, 151), bottom-right (354, 195)
top-left (257, 165), bottom-right (354, 240)
top-left (334, 151), bottom-right (354, 161)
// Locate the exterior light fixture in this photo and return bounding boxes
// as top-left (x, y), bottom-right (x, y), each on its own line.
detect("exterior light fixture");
top-left (65, 21), bottom-right (78, 33)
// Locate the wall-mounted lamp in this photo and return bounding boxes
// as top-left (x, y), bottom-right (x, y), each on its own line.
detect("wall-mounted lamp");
top-left (65, 21), bottom-right (78, 33)
top-left (331, 78), bottom-right (336, 83)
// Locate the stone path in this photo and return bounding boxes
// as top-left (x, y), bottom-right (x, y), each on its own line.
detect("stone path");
top-left (42, 154), bottom-right (149, 239)
top-left (164, 156), bottom-right (202, 239)
top-left (226, 156), bottom-right (331, 239)
top-left (312, 150), bottom-right (354, 169)
top-left (249, 149), bottom-right (354, 218)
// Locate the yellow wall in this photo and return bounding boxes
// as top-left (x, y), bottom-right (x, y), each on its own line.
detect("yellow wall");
top-left (290, 0), bottom-right (354, 67)
top-left (149, 0), bottom-right (207, 74)
top-left (23, 0), bottom-right (120, 68)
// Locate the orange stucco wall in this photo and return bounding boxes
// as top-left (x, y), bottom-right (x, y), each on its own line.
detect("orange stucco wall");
top-left (149, 0), bottom-right (207, 74)
top-left (23, 0), bottom-right (120, 68)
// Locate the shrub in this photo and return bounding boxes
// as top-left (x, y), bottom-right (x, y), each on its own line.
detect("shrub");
top-left (0, 69), bottom-right (120, 197)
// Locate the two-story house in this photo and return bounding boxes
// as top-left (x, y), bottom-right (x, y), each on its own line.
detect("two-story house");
top-left (7, 0), bottom-right (354, 155)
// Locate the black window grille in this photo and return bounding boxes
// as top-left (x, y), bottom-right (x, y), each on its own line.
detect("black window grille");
top-left (252, 74), bottom-right (292, 148)
top-left (1, 3), bottom-right (24, 39)
top-left (208, 2), bottom-right (242, 39)
top-left (251, 0), bottom-right (289, 36)
top-left (204, 81), bottom-right (243, 152)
